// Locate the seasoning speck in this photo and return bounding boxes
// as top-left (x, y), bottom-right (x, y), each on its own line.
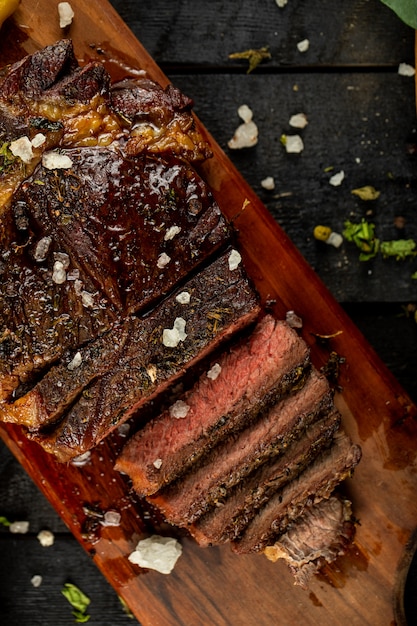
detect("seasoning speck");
top-left (398, 63), bottom-right (415, 77)
top-left (9, 136), bottom-right (34, 163)
top-left (228, 249), bottom-right (242, 270)
top-left (207, 363), bottom-right (222, 380)
top-left (164, 225), bottom-right (182, 241)
top-left (157, 252), bottom-right (171, 269)
top-left (153, 458), bottom-right (163, 469)
top-left (58, 2), bottom-right (75, 28)
top-left (100, 510), bottom-right (121, 527)
top-left (128, 535), bottom-right (183, 575)
top-left (282, 134), bottom-right (304, 154)
top-left (42, 151), bottom-right (73, 170)
top-left (162, 317), bottom-right (187, 347)
top-left (71, 451), bottom-right (91, 467)
top-left (31, 133), bottom-right (47, 148)
top-left (37, 529), bottom-right (55, 547)
top-left (67, 351), bottom-right (82, 371)
top-left (9, 521), bottom-right (29, 534)
top-left (169, 400), bottom-right (191, 419)
top-left (261, 176), bottom-right (275, 190)
top-left (329, 170), bottom-right (345, 187)
top-left (297, 39), bottom-right (310, 53)
top-left (52, 261), bottom-right (66, 284)
top-left (289, 113), bottom-right (308, 129)
top-left (31, 575), bottom-right (43, 588)
top-left (176, 291), bottom-right (191, 304)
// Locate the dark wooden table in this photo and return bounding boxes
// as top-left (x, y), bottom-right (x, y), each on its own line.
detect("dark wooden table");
top-left (1, 1), bottom-right (416, 624)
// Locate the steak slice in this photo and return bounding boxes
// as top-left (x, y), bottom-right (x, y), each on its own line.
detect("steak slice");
top-left (189, 408), bottom-right (341, 547)
top-left (264, 495), bottom-right (356, 589)
top-left (115, 315), bottom-right (310, 495)
top-left (232, 431), bottom-right (362, 554)
top-left (14, 149), bottom-right (229, 315)
top-left (26, 250), bottom-right (260, 461)
top-left (148, 368), bottom-right (335, 527)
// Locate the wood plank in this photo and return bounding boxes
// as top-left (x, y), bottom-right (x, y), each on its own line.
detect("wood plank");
top-left (169, 72), bottom-right (417, 302)
top-left (0, 2), bottom-right (417, 626)
top-left (107, 0), bottom-right (414, 68)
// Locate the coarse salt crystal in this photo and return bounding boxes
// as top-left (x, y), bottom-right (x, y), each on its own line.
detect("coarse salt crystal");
top-left (54, 252), bottom-right (70, 269)
top-left (237, 104), bottom-right (253, 123)
top-left (169, 400), bottom-right (190, 419)
top-left (329, 170), bottom-right (345, 186)
top-left (164, 226), bottom-right (181, 241)
top-left (289, 113), bottom-right (308, 129)
top-left (81, 290), bottom-right (95, 308)
top-left (100, 510), bottom-right (121, 527)
top-left (67, 351), bottom-right (82, 371)
top-left (34, 236), bottom-right (52, 262)
top-left (228, 120), bottom-right (258, 149)
top-left (58, 2), bottom-right (75, 28)
top-left (207, 363), bottom-right (222, 380)
top-left (31, 133), bottom-right (46, 148)
top-left (71, 450), bottom-right (91, 467)
top-left (52, 260), bottom-right (66, 284)
top-left (128, 535), bottom-right (182, 575)
top-left (37, 529), bottom-right (55, 547)
top-left (175, 291), bottom-right (190, 304)
top-left (284, 135), bottom-right (304, 154)
top-left (285, 310), bottom-right (303, 329)
top-left (297, 39), bottom-right (310, 53)
top-left (42, 151), bottom-right (73, 170)
top-left (398, 63), bottom-right (415, 77)
top-left (9, 521), bottom-right (29, 534)
top-left (31, 575), bottom-right (43, 588)
top-left (261, 176), bottom-right (275, 190)
top-left (157, 252), bottom-right (171, 269)
top-left (228, 249), bottom-right (242, 270)
top-left (275, 0), bottom-right (288, 6)
top-left (153, 458), bottom-right (163, 469)
top-left (9, 136), bottom-right (34, 164)
top-left (162, 317), bottom-right (187, 347)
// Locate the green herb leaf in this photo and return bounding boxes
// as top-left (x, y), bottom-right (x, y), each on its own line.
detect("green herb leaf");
top-left (61, 583), bottom-right (91, 623)
top-left (380, 239), bottom-right (417, 260)
top-left (379, 0), bottom-right (417, 29)
top-left (228, 47), bottom-right (271, 73)
top-left (0, 516), bottom-right (11, 527)
top-left (342, 219), bottom-right (380, 261)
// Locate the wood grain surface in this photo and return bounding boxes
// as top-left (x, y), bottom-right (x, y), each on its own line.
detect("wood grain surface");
top-left (0, 1), bottom-right (417, 625)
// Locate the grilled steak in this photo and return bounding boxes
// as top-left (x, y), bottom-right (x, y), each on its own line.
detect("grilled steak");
top-left (264, 495), bottom-right (356, 589)
top-left (115, 315), bottom-right (310, 495)
top-left (148, 368), bottom-right (335, 526)
top-left (26, 250), bottom-right (260, 461)
top-left (232, 431), bottom-right (361, 554)
top-left (189, 408), bottom-right (340, 547)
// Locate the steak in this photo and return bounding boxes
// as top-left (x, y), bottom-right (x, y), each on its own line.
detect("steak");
top-left (189, 408), bottom-right (340, 547)
top-left (232, 431), bottom-right (361, 554)
top-left (264, 495), bottom-right (356, 589)
top-left (115, 315), bottom-right (310, 495)
top-left (147, 368), bottom-right (336, 527)
top-left (26, 249), bottom-right (260, 461)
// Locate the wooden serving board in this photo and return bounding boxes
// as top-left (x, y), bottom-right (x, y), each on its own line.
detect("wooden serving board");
top-left (1, 2), bottom-right (417, 624)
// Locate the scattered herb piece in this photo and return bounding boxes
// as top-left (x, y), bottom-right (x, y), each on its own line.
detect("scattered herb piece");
top-left (351, 185), bottom-right (380, 201)
top-left (379, 0), bottom-right (417, 29)
top-left (320, 351), bottom-right (346, 386)
top-left (118, 596), bottom-right (134, 619)
top-left (228, 47), bottom-right (271, 73)
top-left (61, 583), bottom-right (91, 623)
top-left (343, 219), bottom-right (380, 261)
top-left (380, 239), bottom-right (417, 260)
top-left (311, 330), bottom-right (343, 346)
top-left (0, 515), bottom-right (11, 527)
top-left (0, 141), bottom-right (16, 173)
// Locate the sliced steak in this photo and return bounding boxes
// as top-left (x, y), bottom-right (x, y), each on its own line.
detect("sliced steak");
top-left (232, 431), bottom-right (362, 554)
top-left (190, 408), bottom-right (341, 547)
top-left (148, 368), bottom-right (335, 526)
top-left (14, 149), bottom-right (229, 315)
top-left (115, 315), bottom-right (310, 495)
top-left (264, 495), bottom-right (356, 589)
top-left (26, 250), bottom-right (260, 461)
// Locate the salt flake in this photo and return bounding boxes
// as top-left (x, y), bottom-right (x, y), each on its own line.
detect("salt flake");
top-left (31, 133), bottom-right (46, 148)
top-left (228, 249), bottom-right (242, 271)
top-left (58, 2), bottom-right (75, 28)
top-left (175, 291), bottom-right (191, 304)
top-left (100, 510), bottom-right (121, 527)
top-left (9, 136), bottom-right (34, 164)
top-left (284, 135), bottom-right (304, 154)
top-left (207, 363), bottom-right (222, 380)
top-left (162, 317), bottom-right (187, 347)
top-left (9, 521), bottom-right (29, 534)
top-left (289, 113), bottom-right (308, 129)
top-left (261, 176), bottom-right (275, 190)
top-left (297, 39), bottom-right (310, 53)
top-left (42, 151), bottom-right (73, 170)
top-left (37, 529), bottom-right (55, 547)
top-left (228, 120), bottom-right (258, 149)
top-left (157, 252), bottom-right (171, 269)
top-left (128, 535), bottom-right (182, 574)
top-left (31, 575), bottom-right (43, 588)
top-left (164, 226), bottom-right (181, 241)
top-left (329, 170), bottom-right (345, 187)
top-left (153, 458), bottom-right (163, 469)
top-left (275, 0), bottom-right (288, 6)
top-left (398, 63), bottom-right (415, 77)
top-left (67, 351), bottom-right (82, 371)
top-left (237, 104), bottom-right (253, 123)
top-left (52, 260), bottom-right (66, 284)
top-left (169, 400), bottom-right (191, 419)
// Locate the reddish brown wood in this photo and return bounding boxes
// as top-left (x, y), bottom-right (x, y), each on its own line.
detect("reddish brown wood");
top-left (0, 2), bottom-right (417, 625)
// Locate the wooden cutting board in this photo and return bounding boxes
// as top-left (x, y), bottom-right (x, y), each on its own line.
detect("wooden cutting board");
top-left (1, 2), bottom-right (417, 624)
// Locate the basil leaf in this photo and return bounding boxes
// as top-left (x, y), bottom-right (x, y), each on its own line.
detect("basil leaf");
top-left (379, 0), bottom-right (417, 29)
